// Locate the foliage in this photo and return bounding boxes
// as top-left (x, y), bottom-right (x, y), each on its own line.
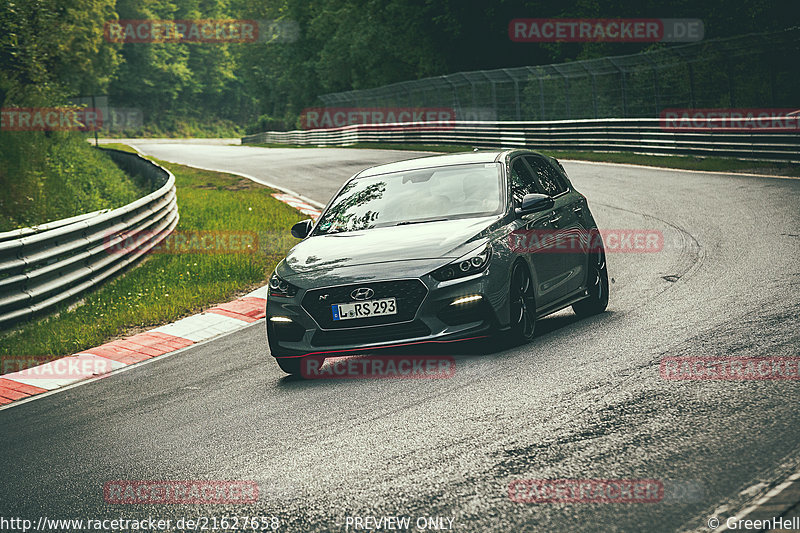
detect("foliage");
top-left (0, 134), bottom-right (145, 230)
top-left (1, 0), bottom-right (796, 133)
top-left (0, 158), bottom-right (304, 358)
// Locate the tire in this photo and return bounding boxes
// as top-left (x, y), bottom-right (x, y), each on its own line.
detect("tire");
top-left (275, 357), bottom-right (303, 376)
top-left (507, 262), bottom-right (537, 345)
top-left (572, 247), bottom-right (609, 317)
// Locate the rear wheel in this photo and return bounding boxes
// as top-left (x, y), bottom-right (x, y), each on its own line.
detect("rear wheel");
top-left (507, 262), bottom-right (536, 345)
top-left (572, 247), bottom-right (609, 317)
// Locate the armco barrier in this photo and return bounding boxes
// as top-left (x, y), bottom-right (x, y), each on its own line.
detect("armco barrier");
top-left (242, 118), bottom-right (800, 163)
top-left (0, 148), bottom-right (179, 327)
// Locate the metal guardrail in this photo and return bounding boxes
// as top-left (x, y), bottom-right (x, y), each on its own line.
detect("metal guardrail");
top-left (0, 148), bottom-right (179, 327)
top-left (242, 118), bottom-right (800, 163)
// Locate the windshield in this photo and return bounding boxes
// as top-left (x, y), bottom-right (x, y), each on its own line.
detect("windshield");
top-left (314, 163), bottom-right (504, 235)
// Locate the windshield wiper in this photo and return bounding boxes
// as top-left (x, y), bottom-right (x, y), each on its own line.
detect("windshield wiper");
top-left (394, 218), bottom-right (447, 226)
top-left (315, 227), bottom-right (347, 235)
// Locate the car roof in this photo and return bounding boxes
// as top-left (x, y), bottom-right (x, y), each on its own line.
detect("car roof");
top-left (356, 149), bottom-right (544, 177)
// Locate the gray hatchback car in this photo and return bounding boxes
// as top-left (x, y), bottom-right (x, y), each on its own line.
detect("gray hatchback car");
top-left (266, 149), bottom-right (608, 375)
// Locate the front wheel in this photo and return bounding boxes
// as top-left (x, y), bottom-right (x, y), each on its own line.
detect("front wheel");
top-left (507, 262), bottom-right (536, 345)
top-left (275, 357), bottom-right (303, 376)
top-left (572, 248), bottom-right (609, 317)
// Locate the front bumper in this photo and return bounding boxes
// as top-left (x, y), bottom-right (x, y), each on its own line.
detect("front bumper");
top-left (266, 270), bottom-right (502, 359)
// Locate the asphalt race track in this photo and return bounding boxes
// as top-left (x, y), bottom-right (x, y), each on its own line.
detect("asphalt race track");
top-left (1, 142), bottom-right (798, 532)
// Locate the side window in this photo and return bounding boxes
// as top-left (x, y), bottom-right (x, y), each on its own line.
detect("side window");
top-left (554, 159), bottom-right (569, 180)
top-left (525, 156), bottom-right (567, 196)
top-left (509, 158), bottom-right (538, 203)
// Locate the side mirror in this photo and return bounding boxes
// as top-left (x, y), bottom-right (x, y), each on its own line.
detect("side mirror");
top-left (515, 193), bottom-right (554, 216)
top-left (291, 219), bottom-right (314, 239)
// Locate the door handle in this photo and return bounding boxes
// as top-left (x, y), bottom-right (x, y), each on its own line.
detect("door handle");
top-left (572, 206), bottom-right (583, 214)
top-left (548, 215), bottom-right (561, 225)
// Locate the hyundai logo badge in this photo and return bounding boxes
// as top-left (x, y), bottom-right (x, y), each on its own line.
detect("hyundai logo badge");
top-left (350, 287), bottom-right (374, 300)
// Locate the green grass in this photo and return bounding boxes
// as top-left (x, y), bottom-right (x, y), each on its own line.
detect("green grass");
top-left (0, 133), bottom-right (149, 231)
top-left (247, 141), bottom-right (799, 176)
top-left (99, 142), bottom-right (140, 154)
top-left (100, 117), bottom-right (244, 139)
top-left (0, 155), bottom-right (304, 364)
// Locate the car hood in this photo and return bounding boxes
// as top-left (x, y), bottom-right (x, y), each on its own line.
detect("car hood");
top-left (282, 216), bottom-right (500, 276)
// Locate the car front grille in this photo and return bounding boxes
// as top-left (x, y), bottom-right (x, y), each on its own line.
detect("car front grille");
top-left (301, 279), bottom-right (428, 329)
top-left (311, 321), bottom-right (431, 347)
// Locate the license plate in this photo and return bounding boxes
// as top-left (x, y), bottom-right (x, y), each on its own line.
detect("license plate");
top-left (332, 298), bottom-right (397, 321)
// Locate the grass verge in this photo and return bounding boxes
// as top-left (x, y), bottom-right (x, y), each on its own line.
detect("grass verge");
top-left (0, 154), bottom-right (304, 363)
top-left (99, 142), bottom-right (140, 154)
top-left (247, 141), bottom-right (799, 176)
top-left (0, 133), bottom-right (149, 231)
top-left (100, 117), bottom-right (244, 139)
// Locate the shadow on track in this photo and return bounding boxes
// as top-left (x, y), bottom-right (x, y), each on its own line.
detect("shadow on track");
top-left (274, 310), bottom-right (615, 387)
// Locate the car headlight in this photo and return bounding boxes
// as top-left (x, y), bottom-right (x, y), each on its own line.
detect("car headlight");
top-left (269, 272), bottom-right (298, 297)
top-left (431, 244), bottom-right (492, 282)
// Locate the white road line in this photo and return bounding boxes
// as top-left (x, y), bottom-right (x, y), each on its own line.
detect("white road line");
top-left (715, 470), bottom-right (800, 531)
top-left (0, 320), bottom-right (266, 411)
top-left (151, 312), bottom-right (251, 342)
top-left (3, 355), bottom-right (125, 390)
top-left (245, 285), bottom-right (268, 299)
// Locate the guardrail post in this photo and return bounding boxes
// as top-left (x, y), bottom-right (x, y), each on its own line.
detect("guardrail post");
top-left (608, 58), bottom-right (627, 118)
